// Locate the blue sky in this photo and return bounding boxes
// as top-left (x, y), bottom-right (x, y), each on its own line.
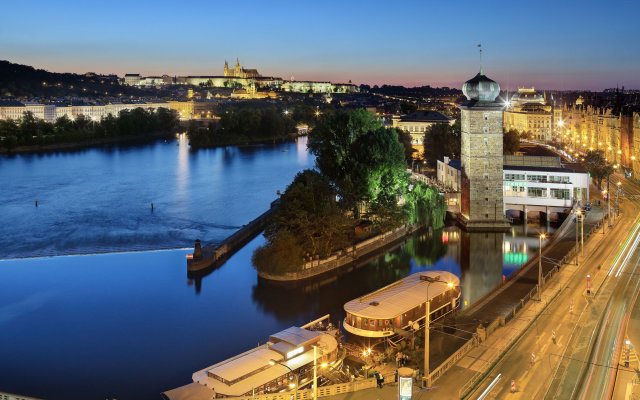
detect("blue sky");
top-left (2, 0), bottom-right (639, 90)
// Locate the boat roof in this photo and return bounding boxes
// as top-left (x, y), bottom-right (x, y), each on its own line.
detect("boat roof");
top-left (344, 271), bottom-right (459, 319)
top-left (269, 326), bottom-right (319, 347)
top-left (189, 328), bottom-right (337, 397)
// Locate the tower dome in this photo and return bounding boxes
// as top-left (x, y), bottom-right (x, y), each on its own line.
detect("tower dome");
top-left (462, 70), bottom-right (500, 102)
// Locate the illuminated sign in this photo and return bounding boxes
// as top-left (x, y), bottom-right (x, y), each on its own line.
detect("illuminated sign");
top-left (286, 347), bottom-right (304, 359)
top-left (399, 376), bottom-right (413, 400)
top-left (504, 252), bottom-right (527, 264)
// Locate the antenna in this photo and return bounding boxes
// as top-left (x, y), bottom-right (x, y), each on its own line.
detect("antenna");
top-left (477, 44), bottom-right (483, 74)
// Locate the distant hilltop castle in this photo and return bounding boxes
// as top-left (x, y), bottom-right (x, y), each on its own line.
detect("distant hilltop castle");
top-left (223, 58), bottom-right (260, 79)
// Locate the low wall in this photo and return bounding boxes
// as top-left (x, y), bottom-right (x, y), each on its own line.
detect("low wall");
top-left (258, 224), bottom-right (421, 281)
top-left (188, 204), bottom-right (276, 272)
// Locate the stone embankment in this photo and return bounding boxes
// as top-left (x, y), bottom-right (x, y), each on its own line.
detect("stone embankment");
top-left (187, 201), bottom-right (278, 272)
top-left (257, 223), bottom-right (421, 282)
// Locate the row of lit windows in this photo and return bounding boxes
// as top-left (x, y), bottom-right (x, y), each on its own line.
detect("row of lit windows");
top-left (504, 173), bottom-right (570, 184)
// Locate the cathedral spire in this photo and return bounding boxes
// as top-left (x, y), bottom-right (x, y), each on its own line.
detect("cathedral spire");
top-left (236, 57), bottom-right (240, 67)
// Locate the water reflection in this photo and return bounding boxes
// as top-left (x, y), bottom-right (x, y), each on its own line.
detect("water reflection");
top-left (0, 137), bottom-right (314, 258)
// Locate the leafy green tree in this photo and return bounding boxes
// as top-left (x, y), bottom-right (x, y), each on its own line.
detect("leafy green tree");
top-left (255, 170), bottom-right (352, 273)
top-left (400, 102), bottom-right (418, 114)
top-left (583, 150), bottom-right (614, 189)
top-left (395, 128), bottom-right (415, 162)
top-left (308, 109), bottom-right (384, 216)
top-left (423, 122), bottom-right (460, 167)
top-left (503, 128), bottom-right (520, 154)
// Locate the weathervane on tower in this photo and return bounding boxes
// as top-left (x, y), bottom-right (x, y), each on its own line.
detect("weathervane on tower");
top-left (477, 43), bottom-right (483, 74)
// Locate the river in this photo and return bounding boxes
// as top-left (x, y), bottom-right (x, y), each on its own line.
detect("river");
top-left (0, 136), bottom-right (552, 399)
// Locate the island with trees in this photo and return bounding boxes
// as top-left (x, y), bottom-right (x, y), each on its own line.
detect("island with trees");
top-left (252, 109), bottom-right (446, 280)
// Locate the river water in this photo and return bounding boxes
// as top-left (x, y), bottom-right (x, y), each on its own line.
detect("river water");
top-left (0, 136), bottom-right (552, 399)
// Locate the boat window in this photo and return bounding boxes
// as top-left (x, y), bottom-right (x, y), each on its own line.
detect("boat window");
top-left (371, 319), bottom-right (376, 327)
top-left (364, 318), bottom-right (368, 325)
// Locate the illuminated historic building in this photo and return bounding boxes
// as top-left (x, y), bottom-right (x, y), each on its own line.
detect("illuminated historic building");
top-left (459, 67), bottom-right (510, 231)
top-left (392, 110), bottom-right (454, 154)
top-left (559, 104), bottom-right (623, 166)
top-left (503, 88), bottom-right (554, 142)
top-left (223, 58), bottom-right (261, 79)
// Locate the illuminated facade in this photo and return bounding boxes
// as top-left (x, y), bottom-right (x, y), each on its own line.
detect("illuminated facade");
top-left (503, 88), bottom-right (554, 142)
top-left (459, 67), bottom-right (510, 231)
top-left (223, 58), bottom-right (261, 79)
top-left (559, 104), bottom-right (624, 167)
top-left (392, 110), bottom-right (454, 154)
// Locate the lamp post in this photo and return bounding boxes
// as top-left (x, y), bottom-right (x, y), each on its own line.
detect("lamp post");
top-left (269, 359), bottom-right (298, 399)
top-left (616, 181), bottom-right (622, 217)
top-left (602, 190), bottom-right (607, 235)
top-left (538, 233), bottom-right (546, 300)
top-left (423, 278), bottom-right (454, 387)
top-left (311, 345), bottom-right (327, 400)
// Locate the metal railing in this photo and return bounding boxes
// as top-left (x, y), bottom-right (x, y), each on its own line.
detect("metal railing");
top-left (222, 378), bottom-right (378, 400)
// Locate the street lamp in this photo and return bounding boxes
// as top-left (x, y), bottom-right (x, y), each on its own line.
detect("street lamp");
top-left (269, 359), bottom-right (298, 399)
top-left (616, 181), bottom-right (622, 217)
top-left (602, 190), bottom-right (608, 235)
top-left (538, 233), bottom-right (546, 301)
top-left (423, 277), bottom-right (454, 387)
top-left (311, 345), bottom-right (328, 400)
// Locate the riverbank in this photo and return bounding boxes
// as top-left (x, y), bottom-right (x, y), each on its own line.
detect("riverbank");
top-left (0, 130), bottom-right (177, 154)
top-left (258, 223), bottom-right (422, 282)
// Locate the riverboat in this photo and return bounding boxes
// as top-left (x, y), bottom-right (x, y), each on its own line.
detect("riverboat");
top-left (162, 317), bottom-right (340, 399)
top-left (343, 271), bottom-right (460, 340)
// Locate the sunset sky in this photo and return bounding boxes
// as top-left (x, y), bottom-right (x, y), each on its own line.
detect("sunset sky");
top-left (3, 0), bottom-right (639, 90)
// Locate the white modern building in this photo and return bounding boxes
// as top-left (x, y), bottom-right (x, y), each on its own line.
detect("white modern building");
top-left (437, 155), bottom-right (590, 220)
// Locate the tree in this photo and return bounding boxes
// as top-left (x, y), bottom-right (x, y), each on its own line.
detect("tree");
top-left (423, 122), bottom-right (460, 167)
top-left (503, 129), bottom-right (520, 154)
top-left (583, 150), bottom-right (613, 190)
top-left (395, 128), bottom-right (415, 162)
top-left (308, 109), bottom-right (384, 216)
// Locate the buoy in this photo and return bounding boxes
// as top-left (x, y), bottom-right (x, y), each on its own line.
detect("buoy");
top-left (511, 380), bottom-right (516, 393)
top-left (151, 202), bottom-right (154, 211)
top-left (35, 200), bottom-right (38, 207)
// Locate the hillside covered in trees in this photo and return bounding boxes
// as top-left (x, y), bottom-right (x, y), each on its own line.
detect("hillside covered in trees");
top-left (0, 60), bottom-right (159, 98)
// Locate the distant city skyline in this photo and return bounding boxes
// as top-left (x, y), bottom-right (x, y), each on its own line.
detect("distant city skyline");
top-left (3, 0), bottom-right (639, 91)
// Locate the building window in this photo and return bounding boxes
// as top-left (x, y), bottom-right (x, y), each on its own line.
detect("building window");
top-left (505, 173), bottom-right (525, 181)
top-left (550, 188), bottom-right (571, 199)
top-left (527, 174), bottom-right (548, 183)
top-left (527, 187), bottom-right (547, 198)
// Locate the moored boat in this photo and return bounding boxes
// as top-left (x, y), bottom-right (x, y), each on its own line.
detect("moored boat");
top-left (343, 271), bottom-right (460, 340)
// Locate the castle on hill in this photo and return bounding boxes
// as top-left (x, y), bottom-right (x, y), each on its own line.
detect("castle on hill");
top-left (223, 58), bottom-right (260, 79)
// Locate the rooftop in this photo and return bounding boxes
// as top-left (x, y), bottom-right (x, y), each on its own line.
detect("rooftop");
top-left (398, 110), bottom-right (452, 123)
top-left (344, 271), bottom-right (459, 319)
top-left (187, 327), bottom-right (337, 397)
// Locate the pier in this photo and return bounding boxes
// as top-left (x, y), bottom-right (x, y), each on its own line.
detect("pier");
top-left (187, 200), bottom-right (278, 272)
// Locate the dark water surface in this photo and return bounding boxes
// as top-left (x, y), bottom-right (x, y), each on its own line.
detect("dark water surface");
top-left (0, 137), bottom-right (552, 399)
top-left (0, 134), bottom-right (312, 259)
